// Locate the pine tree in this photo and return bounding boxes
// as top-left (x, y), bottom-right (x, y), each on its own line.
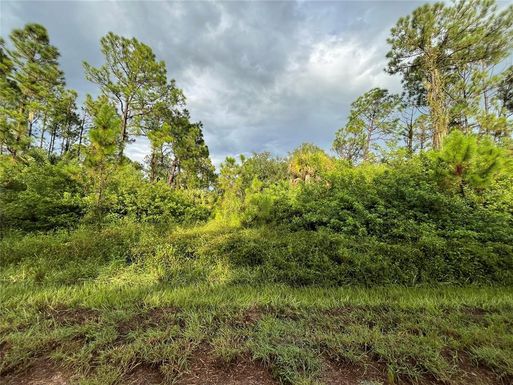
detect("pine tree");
top-left (333, 88), bottom-right (401, 163)
top-left (432, 130), bottom-right (512, 196)
top-left (0, 37), bottom-right (22, 157)
top-left (83, 32), bottom-right (182, 159)
top-left (145, 108), bottom-right (215, 188)
top-left (85, 98), bottom-right (120, 221)
top-left (386, 0), bottom-right (513, 149)
top-left (8, 24), bottom-right (65, 152)
top-left (0, 24), bottom-right (73, 160)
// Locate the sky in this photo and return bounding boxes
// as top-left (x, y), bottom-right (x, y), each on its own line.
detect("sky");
top-left (1, 0), bottom-right (444, 166)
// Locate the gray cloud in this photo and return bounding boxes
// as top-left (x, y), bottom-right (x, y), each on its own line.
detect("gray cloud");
top-left (1, 0), bottom-right (427, 165)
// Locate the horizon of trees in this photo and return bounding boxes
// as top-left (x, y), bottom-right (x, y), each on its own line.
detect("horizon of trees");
top-left (334, 0), bottom-right (513, 163)
top-left (1, 0), bottom-right (512, 175)
top-left (0, 0), bottom-right (512, 231)
top-left (0, 24), bottom-right (215, 188)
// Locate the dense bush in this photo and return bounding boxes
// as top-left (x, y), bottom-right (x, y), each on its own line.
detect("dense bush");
top-left (239, 155), bottom-right (513, 246)
top-left (1, 133), bottom-right (512, 288)
top-left (100, 164), bottom-right (212, 224)
top-left (0, 154), bottom-right (212, 231)
top-left (0, 221), bottom-right (141, 284)
top-left (0, 151), bottom-right (86, 232)
top-left (125, 225), bottom-right (513, 287)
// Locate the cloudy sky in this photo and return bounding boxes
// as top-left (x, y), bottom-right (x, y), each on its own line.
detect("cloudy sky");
top-left (1, 1), bottom-right (437, 165)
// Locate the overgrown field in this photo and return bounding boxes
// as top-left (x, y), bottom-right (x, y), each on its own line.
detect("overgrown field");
top-left (2, 1), bottom-right (513, 384)
top-left (1, 224), bottom-right (512, 385)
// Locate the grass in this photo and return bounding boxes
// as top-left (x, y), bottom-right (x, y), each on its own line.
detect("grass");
top-left (1, 225), bottom-right (512, 384)
top-left (1, 275), bottom-right (513, 384)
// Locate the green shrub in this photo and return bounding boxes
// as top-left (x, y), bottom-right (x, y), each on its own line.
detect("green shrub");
top-left (238, 156), bottom-right (513, 250)
top-left (0, 155), bottom-right (212, 232)
top-left (0, 152), bottom-right (85, 231)
top-left (103, 166), bottom-right (212, 224)
top-left (150, 226), bottom-right (513, 287)
top-left (0, 221), bottom-right (141, 284)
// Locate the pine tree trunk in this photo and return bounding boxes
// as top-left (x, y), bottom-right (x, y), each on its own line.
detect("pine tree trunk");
top-left (407, 125), bottom-right (414, 154)
top-left (167, 158), bottom-right (179, 186)
top-left (13, 105), bottom-right (25, 159)
top-left (119, 102), bottom-right (129, 160)
top-left (426, 60), bottom-right (448, 150)
top-left (48, 128), bottom-right (56, 155)
top-left (150, 150), bottom-right (158, 182)
top-left (39, 112), bottom-right (47, 148)
top-left (77, 117), bottom-right (85, 159)
top-left (406, 109), bottom-right (414, 154)
top-left (27, 110), bottom-right (34, 148)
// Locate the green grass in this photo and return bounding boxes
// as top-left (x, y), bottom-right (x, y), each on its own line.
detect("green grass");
top-left (1, 275), bottom-right (513, 384)
top-left (1, 225), bottom-right (512, 384)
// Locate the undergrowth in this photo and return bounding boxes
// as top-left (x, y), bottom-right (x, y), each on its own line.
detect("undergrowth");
top-left (1, 223), bottom-right (512, 384)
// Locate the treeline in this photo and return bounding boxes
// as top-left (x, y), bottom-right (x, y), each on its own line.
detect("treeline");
top-left (334, 0), bottom-right (513, 162)
top-left (1, 0), bottom-right (513, 286)
top-left (0, 26), bottom-right (215, 186)
top-left (0, 23), bottom-right (217, 227)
